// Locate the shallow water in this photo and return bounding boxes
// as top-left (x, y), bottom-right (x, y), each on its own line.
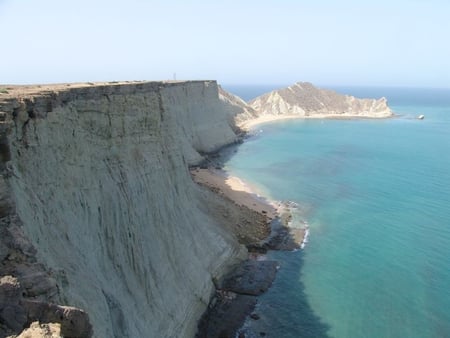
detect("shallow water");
top-left (224, 86), bottom-right (450, 337)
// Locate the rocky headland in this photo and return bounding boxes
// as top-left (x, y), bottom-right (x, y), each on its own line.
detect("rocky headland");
top-left (241, 82), bottom-right (393, 129)
top-left (0, 80), bottom-right (392, 337)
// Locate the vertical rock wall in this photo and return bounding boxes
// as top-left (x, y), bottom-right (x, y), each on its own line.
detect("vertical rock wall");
top-left (0, 81), bottom-right (246, 337)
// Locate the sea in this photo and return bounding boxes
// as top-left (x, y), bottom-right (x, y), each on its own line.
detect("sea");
top-left (221, 85), bottom-right (450, 338)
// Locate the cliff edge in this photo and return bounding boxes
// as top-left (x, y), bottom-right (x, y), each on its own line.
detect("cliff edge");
top-left (0, 81), bottom-right (246, 337)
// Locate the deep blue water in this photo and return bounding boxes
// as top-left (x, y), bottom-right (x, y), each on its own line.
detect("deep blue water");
top-left (223, 85), bottom-right (450, 338)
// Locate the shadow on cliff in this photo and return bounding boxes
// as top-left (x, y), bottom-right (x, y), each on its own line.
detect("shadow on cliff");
top-left (239, 250), bottom-right (331, 338)
top-left (199, 131), bottom-right (260, 169)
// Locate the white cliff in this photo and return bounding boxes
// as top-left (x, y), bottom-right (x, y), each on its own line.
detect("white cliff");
top-left (0, 81), bottom-right (246, 338)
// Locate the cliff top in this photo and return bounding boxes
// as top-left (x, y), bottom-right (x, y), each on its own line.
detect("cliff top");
top-left (0, 80), bottom-right (214, 100)
top-left (0, 81), bottom-right (218, 120)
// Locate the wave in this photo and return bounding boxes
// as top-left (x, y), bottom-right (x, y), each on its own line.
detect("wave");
top-left (301, 227), bottom-right (310, 249)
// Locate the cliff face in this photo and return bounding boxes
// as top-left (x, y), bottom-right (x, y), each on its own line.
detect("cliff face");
top-left (217, 86), bottom-right (258, 130)
top-left (0, 81), bottom-right (245, 337)
top-left (249, 82), bottom-right (392, 118)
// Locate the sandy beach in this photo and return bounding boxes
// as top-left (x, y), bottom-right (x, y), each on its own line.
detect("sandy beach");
top-left (238, 114), bottom-right (307, 131)
top-left (192, 166), bottom-right (308, 337)
top-left (191, 167), bottom-right (306, 252)
top-left (191, 168), bottom-right (278, 218)
top-left (238, 112), bottom-right (395, 131)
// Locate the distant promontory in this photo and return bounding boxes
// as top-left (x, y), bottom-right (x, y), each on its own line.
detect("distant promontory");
top-left (221, 82), bottom-right (393, 129)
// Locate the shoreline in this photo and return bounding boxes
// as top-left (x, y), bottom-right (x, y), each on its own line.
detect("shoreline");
top-left (191, 167), bottom-right (307, 252)
top-left (191, 167), bottom-right (278, 219)
top-left (194, 110), bottom-right (394, 337)
top-left (192, 165), bottom-right (307, 337)
top-left (238, 112), bottom-right (395, 131)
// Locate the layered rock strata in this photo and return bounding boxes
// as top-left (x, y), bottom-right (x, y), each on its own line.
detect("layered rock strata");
top-left (217, 86), bottom-right (258, 130)
top-left (0, 81), bottom-right (247, 338)
top-left (249, 82), bottom-right (392, 118)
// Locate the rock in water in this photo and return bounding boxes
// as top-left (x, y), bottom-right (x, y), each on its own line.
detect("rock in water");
top-left (220, 260), bottom-right (278, 296)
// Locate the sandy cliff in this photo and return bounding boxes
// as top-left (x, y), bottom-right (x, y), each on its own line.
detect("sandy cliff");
top-left (0, 81), bottom-right (246, 337)
top-left (248, 82), bottom-right (392, 120)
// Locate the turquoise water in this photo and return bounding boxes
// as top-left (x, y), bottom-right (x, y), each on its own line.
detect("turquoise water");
top-left (223, 86), bottom-right (450, 338)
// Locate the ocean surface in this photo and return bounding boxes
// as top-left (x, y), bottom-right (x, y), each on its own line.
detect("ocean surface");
top-left (221, 85), bottom-right (450, 338)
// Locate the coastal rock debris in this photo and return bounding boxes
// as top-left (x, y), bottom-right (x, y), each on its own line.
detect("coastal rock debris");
top-left (0, 276), bottom-right (92, 337)
top-left (220, 260), bottom-right (278, 296)
top-left (196, 260), bottom-right (277, 338)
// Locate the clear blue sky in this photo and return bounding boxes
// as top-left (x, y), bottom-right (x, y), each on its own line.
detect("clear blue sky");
top-left (1, 0), bottom-right (449, 87)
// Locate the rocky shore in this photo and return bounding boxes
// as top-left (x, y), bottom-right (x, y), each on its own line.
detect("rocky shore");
top-left (191, 164), bottom-right (306, 338)
top-left (196, 260), bottom-right (278, 338)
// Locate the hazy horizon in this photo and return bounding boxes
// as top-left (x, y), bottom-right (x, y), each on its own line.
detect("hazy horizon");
top-left (221, 83), bottom-right (450, 90)
top-left (1, 0), bottom-right (449, 88)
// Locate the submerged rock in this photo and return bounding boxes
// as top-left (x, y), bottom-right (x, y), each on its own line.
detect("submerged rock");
top-left (196, 294), bottom-right (257, 338)
top-left (196, 260), bottom-right (278, 338)
top-left (220, 260), bottom-right (278, 296)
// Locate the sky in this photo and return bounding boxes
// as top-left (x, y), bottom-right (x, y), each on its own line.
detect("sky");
top-left (0, 0), bottom-right (449, 87)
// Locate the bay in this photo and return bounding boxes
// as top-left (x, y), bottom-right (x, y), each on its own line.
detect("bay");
top-left (223, 85), bottom-right (450, 338)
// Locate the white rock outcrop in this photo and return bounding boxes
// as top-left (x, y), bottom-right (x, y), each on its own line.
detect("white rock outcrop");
top-left (249, 82), bottom-right (393, 118)
top-left (0, 81), bottom-right (246, 338)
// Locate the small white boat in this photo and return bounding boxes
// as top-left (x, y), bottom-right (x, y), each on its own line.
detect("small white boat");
top-left (418, 114), bottom-right (425, 120)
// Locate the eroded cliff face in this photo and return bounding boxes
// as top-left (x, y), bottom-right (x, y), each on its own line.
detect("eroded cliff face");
top-left (249, 82), bottom-right (392, 118)
top-left (0, 81), bottom-right (246, 337)
top-left (217, 86), bottom-right (258, 130)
